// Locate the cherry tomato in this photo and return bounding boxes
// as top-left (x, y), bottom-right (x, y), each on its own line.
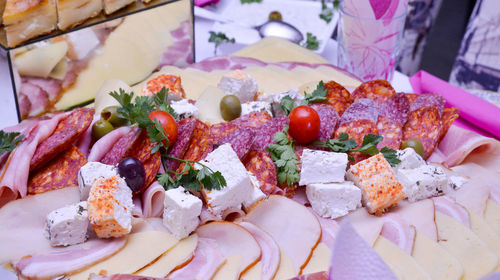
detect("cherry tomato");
top-left (288, 105), bottom-right (320, 144)
top-left (148, 110), bottom-right (178, 145)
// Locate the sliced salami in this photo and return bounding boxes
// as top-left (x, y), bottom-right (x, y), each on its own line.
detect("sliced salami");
top-left (209, 112), bottom-right (271, 144)
top-left (30, 108), bottom-right (93, 171)
top-left (165, 118), bottom-right (197, 172)
top-left (100, 127), bottom-right (142, 165)
top-left (177, 119), bottom-right (213, 173)
top-left (376, 93), bottom-right (410, 149)
top-left (141, 152), bottom-right (161, 194)
top-left (310, 103), bottom-right (339, 141)
top-left (440, 107), bottom-right (459, 141)
top-left (351, 79), bottom-right (396, 105)
top-left (216, 127), bottom-right (255, 160)
top-left (409, 94), bottom-right (445, 115)
top-left (209, 122), bottom-right (239, 144)
top-left (403, 107), bottom-right (441, 159)
top-left (251, 116), bottom-right (289, 152)
top-left (338, 98), bottom-right (379, 126)
top-left (244, 151), bottom-right (278, 195)
top-left (131, 130), bottom-right (157, 163)
top-left (405, 93), bottom-right (420, 104)
top-left (324, 81), bottom-right (353, 115)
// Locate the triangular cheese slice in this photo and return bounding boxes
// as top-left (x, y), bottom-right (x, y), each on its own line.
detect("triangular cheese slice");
top-left (485, 199), bottom-right (500, 236)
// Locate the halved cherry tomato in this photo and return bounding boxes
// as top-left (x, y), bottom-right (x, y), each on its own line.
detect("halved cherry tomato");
top-left (148, 110), bottom-right (178, 145)
top-left (288, 105), bottom-right (320, 144)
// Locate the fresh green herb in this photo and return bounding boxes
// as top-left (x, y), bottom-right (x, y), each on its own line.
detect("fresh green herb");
top-left (0, 130), bottom-right (24, 157)
top-left (301, 32), bottom-right (320, 50)
top-left (301, 80), bottom-right (328, 105)
top-left (319, 0), bottom-right (334, 23)
top-left (208, 31), bottom-right (235, 56)
top-left (266, 126), bottom-right (299, 187)
top-left (333, 0), bottom-right (339, 9)
top-left (241, 0), bottom-right (262, 3)
top-left (314, 133), bottom-right (401, 166)
top-left (276, 95), bottom-right (297, 116)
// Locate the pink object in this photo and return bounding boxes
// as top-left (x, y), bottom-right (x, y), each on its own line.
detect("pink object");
top-left (380, 212), bottom-right (415, 254)
top-left (392, 200), bottom-right (437, 241)
top-left (410, 70), bottom-right (500, 140)
top-left (194, 0), bottom-right (219, 7)
top-left (328, 220), bottom-right (397, 280)
top-left (432, 196), bottom-right (470, 228)
top-left (141, 181), bottom-right (165, 218)
top-left (87, 126), bottom-right (131, 162)
top-left (308, 208), bottom-right (340, 249)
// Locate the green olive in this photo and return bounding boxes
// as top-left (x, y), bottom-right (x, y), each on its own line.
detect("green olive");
top-left (220, 95), bottom-right (241, 121)
top-left (401, 138), bottom-right (425, 158)
top-left (101, 106), bottom-right (128, 127)
top-left (92, 119), bottom-right (114, 141)
top-left (268, 11), bottom-right (283, 21)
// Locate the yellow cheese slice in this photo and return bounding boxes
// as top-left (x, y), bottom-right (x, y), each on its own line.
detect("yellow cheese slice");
top-left (135, 234), bottom-right (198, 277)
top-left (232, 37), bottom-right (329, 64)
top-left (301, 242), bottom-right (330, 275)
top-left (212, 255), bottom-right (243, 280)
top-left (468, 208), bottom-right (500, 258)
top-left (435, 212), bottom-right (498, 280)
top-left (93, 79), bottom-right (132, 116)
top-left (70, 231), bottom-right (178, 280)
top-left (411, 230), bottom-right (463, 280)
top-left (373, 236), bottom-right (431, 280)
top-left (485, 200), bottom-right (500, 236)
top-left (15, 41), bottom-right (68, 78)
top-left (194, 86), bottom-right (226, 124)
top-left (273, 247), bottom-right (296, 280)
top-left (240, 261), bottom-right (262, 280)
top-left (314, 66), bottom-right (362, 89)
top-left (241, 67), bottom-right (292, 94)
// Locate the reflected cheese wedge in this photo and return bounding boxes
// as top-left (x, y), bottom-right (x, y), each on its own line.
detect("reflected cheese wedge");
top-left (212, 255), bottom-right (243, 280)
top-left (273, 248), bottom-right (296, 280)
top-left (15, 41), bottom-right (68, 78)
top-left (70, 231), bottom-right (178, 280)
top-left (94, 79), bottom-right (132, 117)
top-left (373, 236), bottom-right (431, 280)
top-left (485, 200), bottom-right (500, 236)
top-left (412, 230), bottom-right (463, 280)
top-left (135, 234), bottom-right (198, 277)
top-left (301, 242), bottom-right (331, 275)
top-left (435, 212), bottom-right (498, 280)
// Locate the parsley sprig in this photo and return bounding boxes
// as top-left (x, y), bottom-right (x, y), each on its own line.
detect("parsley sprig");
top-left (319, 0), bottom-right (334, 23)
top-left (266, 126), bottom-right (300, 187)
top-left (313, 133), bottom-right (401, 166)
top-left (276, 81), bottom-right (327, 115)
top-left (0, 130), bottom-right (24, 157)
top-left (301, 32), bottom-right (320, 50)
top-left (208, 31), bottom-right (235, 56)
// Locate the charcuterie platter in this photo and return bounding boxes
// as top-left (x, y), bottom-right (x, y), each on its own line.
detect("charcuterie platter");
top-left (1, 40), bottom-right (500, 280)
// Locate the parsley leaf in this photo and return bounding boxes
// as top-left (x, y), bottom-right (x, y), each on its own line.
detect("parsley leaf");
top-left (0, 130), bottom-right (24, 157)
top-left (266, 126), bottom-right (299, 187)
top-left (380, 147), bottom-right (401, 167)
top-left (312, 132), bottom-right (357, 153)
top-left (301, 32), bottom-right (320, 50)
top-left (276, 95), bottom-right (297, 116)
top-left (208, 31), bottom-right (235, 56)
top-left (301, 81), bottom-right (328, 105)
top-left (319, 0), bottom-right (334, 23)
top-left (352, 134), bottom-right (383, 156)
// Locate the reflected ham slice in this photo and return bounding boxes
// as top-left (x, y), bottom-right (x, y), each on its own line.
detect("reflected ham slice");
top-left (432, 196), bottom-right (470, 228)
top-left (87, 126), bottom-right (131, 162)
top-left (429, 125), bottom-right (500, 167)
top-left (158, 21), bottom-right (193, 68)
top-left (141, 181), bottom-right (165, 218)
top-left (308, 208), bottom-right (339, 249)
top-left (168, 237), bottom-right (225, 280)
top-left (196, 221), bottom-right (261, 276)
top-left (392, 199), bottom-right (437, 242)
top-left (15, 238), bottom-right (126, 279)
top-left (24, 77), bottom-right (61, 102)
top-left (18, 93), bottom-right (31, 120)
top-left (239, 222), bottom-right (280, 280)
top-left (20, 82), bottom-right (49, 117)
top-left (380, 212), bottom-right (415, 255)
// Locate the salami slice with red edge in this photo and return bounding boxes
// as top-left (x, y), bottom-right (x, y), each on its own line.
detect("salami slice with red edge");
top-left (209, 112), bottom-right (272, 144)
top-left (403, 107), bottom-right (441, 159)
top-left (376, 93), bottom-right (410, 149)
top-left (251, 116), bottom-right (289, 152)
top-left (165, 118), bottom-right (197, 172)
top-left (244, 150), bottom-right (278, 195)
top-left (324, 81), bottom-right (353, 115)
top-left (409, 94), bottom-right (445, 115)
top-left (100, 127), bottom-right (142, 165)
top-left (30, 108), bottom-right (93, 172)
top-left (351, 79), bottom-right (396, 105)
top-left (440, 107), bottom-right (459, 141)
top-left (177, 119), bottom-right (213, 173)
top-left (141, 152), bottom-right (161, 193)
top-left (310, 103), bottom-right (339, 141)
top-left (216, 127), bottom-right (255, 160)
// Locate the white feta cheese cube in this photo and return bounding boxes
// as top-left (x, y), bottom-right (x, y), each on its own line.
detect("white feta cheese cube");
top-left (170, 99), bottom-right (199, 120)
top-left (243, 172), bottom-right (266, 210)
top-left (241, 101), bottom-right (273, 117)
top-left (299, 149), bottom-right (348, 186)
top-left (397, 165), bottom-right (451, 202)
top-left (45, 202), bottom-right (89, 246)
top-left (395, 148), bottom-right (426, 170)
top-left (78, 162), bottom-right (118, 201)
top-left (218, 70), bottom-right (258, 103)
top-left (199, 144), bottom-right (253, 218)
top-left (306, 182), bottom-right (361, 219)
top-left (163, 187), bottom-right (202, 239)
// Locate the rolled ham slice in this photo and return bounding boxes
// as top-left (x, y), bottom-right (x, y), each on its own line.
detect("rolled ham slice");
top-left (87, 126), bottom-right (131, 162)
top-left (77, 116), bottom-right (97, 158)
top-left (432, 196), bottom-right (470, 228)
top-left (141, 181), bottom-right (165, 218)
top-left (200, 205), bottom-right (218, 224)
top-left (392, 199), bottom-right (437, 242)
top-left (168, 237), bottom-right (225, 280)
top-left (380, 213), bottom-right (415, 255)
top-left (308, 208), bottom-right (339, 249)
top-left (15, 237), bottom-right (126, 279)
top-left (239, 221), bottom-right (280, 280)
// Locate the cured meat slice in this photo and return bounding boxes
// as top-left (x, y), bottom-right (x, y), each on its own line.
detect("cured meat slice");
top-left (165, 118), bottom-right (197, 172)
top-left (244, 151), bottom-right (278, 195)
top-left (30, 108), bottom-right (93, 171)
top-left (351, 80), bottom-right (396, 105)
top-left (100, 127), bottom-right (142, 165)
top-left (209, 122), bottom-right (239, 144)
top-left (177, 120), bottom-right (213, 173)
top-left (28, 146), bottom-right (87, 194)
top-left (376, 93), bottom-right (409, 149)
top-left (409, 94), bottom-right (445, 115)
top-left (140, 152), bottom-right (161, 194)
top-left (405, 93), bottom-right (420, 104)
top-left (21, 82), bottom-right (49, 117)
top-left (439, 107), bottom-right (459, 141)
top-left (402, 107), bottom-right (441, 159)
top-left (251, 116), bottom-right (289, 152)
top-left (310, 103), bottom-right (339, 141)
top-left (216, 127), bottom-right (255, 160)
top-left (141, 182), bottom-right (165, 218)
top-left (236, 111), bottom-right (273, 128)
top-left (143, 74), bottom-right (185, 99)
top-left (323, 80), bottom-right (353, 115)
top-left (209, 112), bottom-right (272, 144)
top-left (132, 130), bottom-right (157, 163)
top-left (88, 126), bottom-right (131, 162)
top-left (18, 93), bottom-right (31, 120)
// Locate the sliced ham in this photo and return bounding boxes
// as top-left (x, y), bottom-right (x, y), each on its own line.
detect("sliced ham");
top-left (392, 199), bottom-right (437, 242)
top-left (168, 237), bottom-right (225, 280)
top-left (221, 206), bottom-right (246, 222)
top-left (380, 212), bottom-right (415, 255)
top-left (24, 77), bottom-right (61, 102)
top-left (18, 93), bottom-right (31, 120)
top-left (432, 196), bottom-right (470, 228)
top-left (87, 126), bottom-right (131, 162)
top-left (464, 153), bottom-right (500, 174)
top-left (196, 221), bottom-right (261, 276)
top-left (292, 186), bottom-right (309, 206)
top-left (429, 125), bottom-right (500, 167)
top-left (141, 181), bottom-right (165, 218)
top-left (200, 205), bottom-right (218, 224)
top-left (239, 221), bottom-right (280, 280)
top-left (158, 21), bottom-right (193, 68)
top-left (308, 208), bottom-right (339, 249)
top-left (15, 237), bottom-right (126, 279)
top-left (340, 207), bottom-right (384, 246)
top-left (77, 116), bottom-right (97, 158)
top-left (490, 188), bottom-right (500, 205)
top-left (20, 82), bottom-right (49, 117)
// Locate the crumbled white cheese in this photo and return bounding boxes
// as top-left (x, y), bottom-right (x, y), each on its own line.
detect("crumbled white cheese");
top-left (170, 99), bottom-right (199, 120)
top-left (241, 101), bottom-right (273, 117)
top-left (45, 202), bottom-right (89, 246)
top-left (218, 70), bottom-right (258, 103)
top-left (299, 149), bottom-right (348, 186)
top-left (448, 175), bottom-right (468, 190)
top-left (163, 187), bottom-right (202, 239)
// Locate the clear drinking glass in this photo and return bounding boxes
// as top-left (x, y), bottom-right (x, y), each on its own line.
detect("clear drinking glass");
top-left (337, 0), bottom-right (407, 82)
